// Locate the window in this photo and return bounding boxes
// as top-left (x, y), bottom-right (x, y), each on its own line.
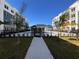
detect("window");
top-left (71, 27), bottom-right (75, 33)
top-left (4, 5), bottom-right (9, 10)
top-left (78, 12), bottom-right (79, 18)
top-left (71, 14), bottom-right (75, 18)
top-left (71, 7), bottom-right (75, 12)
top-left (71, 20), bottom-right (76, 25)
top-left (4, 11), bottom-right (13, 24)
top-left (72, 20), bottom-right (75, 23)
top-left (78, 12), bottom-right (79, 23)
top-left (11, 10), bottom-right (14, 13)
top-left (67, 27), bottom-right (69, 29)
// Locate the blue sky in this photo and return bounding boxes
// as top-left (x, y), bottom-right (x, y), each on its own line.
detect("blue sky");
top-left (7, 0), bottom-right (76, 26)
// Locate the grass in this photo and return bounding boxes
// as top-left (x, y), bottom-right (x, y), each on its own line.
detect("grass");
top-left (43, 36), bottom-right (79, 59)
top-left (60, 36), bottom-right (79, 46)
top-left (0, 37), bottom-right (32, 59)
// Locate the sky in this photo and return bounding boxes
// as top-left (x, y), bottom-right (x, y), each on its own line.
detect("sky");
top-left (6, 0), bottom-right (76, 26)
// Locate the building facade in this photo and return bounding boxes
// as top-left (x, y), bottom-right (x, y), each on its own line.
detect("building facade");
top-left (31, 24), bottom-right (52, 36)
top-left (0, 0), bottom-right (26, 34)
top-left (52, 1), bottom-right (79, 33)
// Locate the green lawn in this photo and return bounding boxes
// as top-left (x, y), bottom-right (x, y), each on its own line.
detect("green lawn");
top-left (43, 36), bottom-right (79, 59)
top-left (0, 37), bottom-right (32, 59)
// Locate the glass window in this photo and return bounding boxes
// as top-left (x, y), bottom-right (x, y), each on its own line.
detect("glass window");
top-left (11, 10), bottom-right (14, 13)
top-left (71, 14), bottom-right (75, 18)
top-left (4, 5), bottom-right (9, 10)
top-left (72, 20), bottom-right (75, 23)
top-left (4, 11), bottom-right (13, 25)
top-left (71, 7), bottom-right (75, 12)
top-left (71, 27), bottom-right (75, 31)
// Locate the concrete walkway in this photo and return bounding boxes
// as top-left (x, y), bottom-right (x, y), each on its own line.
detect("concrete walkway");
top-left (24, 37), bottom-right (54, 59)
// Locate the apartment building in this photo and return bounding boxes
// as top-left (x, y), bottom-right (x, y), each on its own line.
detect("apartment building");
top-left (52, 13), bottom-right (62, 31)
top-left (52, 1), bottom-right (79, 33)
top-left (0, 0), bottom-right (26, 34)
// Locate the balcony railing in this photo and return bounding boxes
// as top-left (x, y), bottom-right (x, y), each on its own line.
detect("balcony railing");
top-left (71, 22), bottom-right (76, 26)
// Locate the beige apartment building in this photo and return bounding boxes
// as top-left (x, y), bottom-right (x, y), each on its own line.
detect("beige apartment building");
top-left (52, 1), bottom-right (79, 33)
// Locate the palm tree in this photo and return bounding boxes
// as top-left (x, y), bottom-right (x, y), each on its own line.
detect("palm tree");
top-left (60, 13), bottom-right (69, 25)
top-left (59, 12), bottom-right (69, 31)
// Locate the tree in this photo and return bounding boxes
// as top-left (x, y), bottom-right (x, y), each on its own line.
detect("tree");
top-left (25, 22), bottom-right (29, 30)
top-left (75, 29), bottom-right (79, 40)
top-left (60, 12), bottom-right (69, 26)
top-left (16, 19), bottom-right (23, 31)
top-left (54, 20), bottom-right (60, 30)
top-left (59, 12), bottom-right (69, 32)
top-left (19, 0), bottom-right (27, 14)
top-left (54, 20), bottom-right (60, 37)
top-left (0, 21), bottom-right (4, 25)
top-left (16, 0), bottom-right (27, 31)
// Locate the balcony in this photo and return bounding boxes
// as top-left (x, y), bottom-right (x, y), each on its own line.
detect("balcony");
top-left (71, 21), bottom-right (76, 26)
top-left (60, 21), bottom-right (70, 27)
top-left (61, 21), bottom-right (76, 26)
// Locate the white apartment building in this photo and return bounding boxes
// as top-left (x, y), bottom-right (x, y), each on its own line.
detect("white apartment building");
top-left (52, 1), bottom-right (79, 33)
top-left (0, 0), bottom-right (26, 34)
top-left (52, 13), bottom-right (62, 31)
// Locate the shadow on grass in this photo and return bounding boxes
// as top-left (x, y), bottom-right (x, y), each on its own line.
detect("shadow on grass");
top-left (68, 38), bottom-right (76, 40)
top-left (43, 36), bottom-right (79, 59)
top-left (0, 37), bottom-right (32, 59)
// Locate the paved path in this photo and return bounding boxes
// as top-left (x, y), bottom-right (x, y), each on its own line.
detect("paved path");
top-left (24, 37), bottom-right (54, 59)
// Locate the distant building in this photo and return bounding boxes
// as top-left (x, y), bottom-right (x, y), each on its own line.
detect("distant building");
top-left (44, 25), bottom-right (53, 31)
top-left (0, 0), bottom-right (27, 34)
top-left (52, 1), bottom-right (79, 33)
top-left (31, 24), bottom-right (52, 31)
top-left (31, 24), bottom-right (52, 36)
